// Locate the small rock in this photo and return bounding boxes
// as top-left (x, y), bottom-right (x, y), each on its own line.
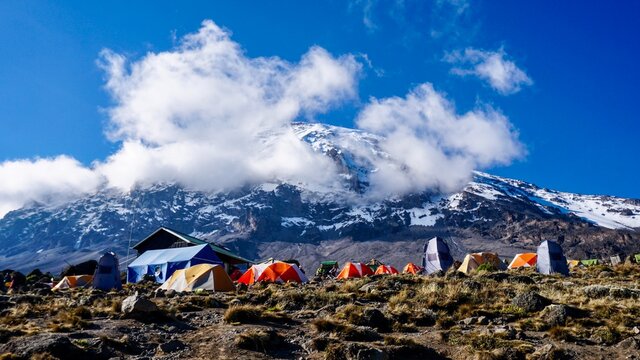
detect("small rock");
top-left (477, 316), bottom-right (489, 325)
top-left (542, 304), bottom-right (569, 327)
top-left (493, 326), bottom-right (516, 340)
top-left (358, 282), bottom-right (380, 294)
top-left (158, 339), bottom-right (187, 353)
top-left (356, 347), bottom-right (387, 360)
top-left (462, 317), bottom-right (476, 325)
top-left (633, 327), bottom-right (640, 335)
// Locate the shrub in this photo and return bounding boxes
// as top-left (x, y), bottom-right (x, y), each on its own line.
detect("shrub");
top-left (235, 329), bottom-right (283, 352)
top-left (224, 305), bottom-right (263, 324)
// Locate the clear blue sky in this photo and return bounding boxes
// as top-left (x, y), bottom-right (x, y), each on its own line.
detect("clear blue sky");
top-left (0, 1), bottom-right (638, 198)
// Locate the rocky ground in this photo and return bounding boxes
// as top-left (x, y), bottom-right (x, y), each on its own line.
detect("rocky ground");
top-left (3, 265), bottom-right (640, 359)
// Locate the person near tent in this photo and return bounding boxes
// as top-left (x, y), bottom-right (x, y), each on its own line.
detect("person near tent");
top-left (9, 272), bottom-right (26, 292)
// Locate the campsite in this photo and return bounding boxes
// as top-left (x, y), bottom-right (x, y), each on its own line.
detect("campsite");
top-left (3, 231), bottom-right (640, 359)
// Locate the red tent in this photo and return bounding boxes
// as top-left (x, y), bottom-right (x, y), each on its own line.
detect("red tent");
top-left (374, 265), bottom-right (399, 275)
top-left (336, 262), bottom-right (374, 279)
top-left (237, 261), bottom-right (308, 285)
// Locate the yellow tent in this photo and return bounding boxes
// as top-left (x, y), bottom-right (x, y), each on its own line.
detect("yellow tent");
top-left (158, 264), bottom-right (234, 292)
top-left (52, 275), bottom-right (93, 291)
top-left (567, 260), bottom-right (580, 268)
top-left (458, 252), bottom-right (506, 274)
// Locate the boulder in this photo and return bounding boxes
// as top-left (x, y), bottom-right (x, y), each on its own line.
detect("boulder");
top-left (121, 293), bottom-right (158, 315)
top-left (582, 285), bottom-right (610, 298)
top-left (511, 292), bottom-right (551, 313)
top-left (542, 304), bottom-right (568, 327)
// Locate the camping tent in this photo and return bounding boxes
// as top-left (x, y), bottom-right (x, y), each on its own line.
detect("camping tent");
top-left (127, 244), bottom-right (222, 283)
top-left (158, 264), bottom-right (234, 292)
top-left (237, 261), bottom-right (308, 285)
top-left (93, 252), bottom-right (122, 291)
top-left (567, 260), bottom-right (580, 268)
top-left (402, 263), bottom-right (423, 274)
top-left (422, 237), bottom-right (454, 274)
top-left (580, 259), bottom-right (599, 267)
top-left (635, 254), bottom-right (640, 263)
top-left (52, 275), bottom-right (93, 291)
top-left (374, 265), bottom-right (399, 275)
top-left (458, 252), bottom-right (506, 274)
top-left (508, 253), bottom-right (537, 269)
top-left (336, 262), bottom-right (374, 279)
top-left (536, 240), bottom-right (569, 275)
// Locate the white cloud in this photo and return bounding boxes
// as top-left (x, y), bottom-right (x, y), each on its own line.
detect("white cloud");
top-left (96, 20), bottom-right (360, 192)
top-left (446, 47), bottom-right (533, 95)
top-left (356, 83), bottom-right (524, 196)
top-left (0, 156), bottom-right (103, 217)
top-left (0, 20), bottom-right (526, 218)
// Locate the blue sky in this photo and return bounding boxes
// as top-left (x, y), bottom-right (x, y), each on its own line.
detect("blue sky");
top-left (0, 1), bottom-right (638, 201)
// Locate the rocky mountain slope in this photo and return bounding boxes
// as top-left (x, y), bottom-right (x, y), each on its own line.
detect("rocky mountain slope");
top-left (0, 123), bottom-right (638, 272)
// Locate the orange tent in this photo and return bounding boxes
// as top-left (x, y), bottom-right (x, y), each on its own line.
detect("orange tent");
top-left (402, 263), bottom-right (423, 274)
top-left (336, 262), bottom-right (374, 279)
top-left (52, 275), bottom-right (93, 291)
top-left (374, 265), bottom-right (399, 275)
top-left (237, 261), bottom-right (308, 285)
top-left (508, 253), bottom-right (537, 269)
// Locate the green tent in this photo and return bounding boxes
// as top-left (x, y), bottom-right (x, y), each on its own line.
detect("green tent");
top-left (635, 254), bottom-right (640, 263)
top-left (580, 259), bottom-right (599, 266)
top-left (315, 261), bottom-right (339, 277)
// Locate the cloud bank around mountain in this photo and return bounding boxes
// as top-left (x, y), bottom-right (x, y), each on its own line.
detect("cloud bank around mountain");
top-left (0, 20), bottom-right (524, 217)
top-left (445, 47), bottom-right (533, 95)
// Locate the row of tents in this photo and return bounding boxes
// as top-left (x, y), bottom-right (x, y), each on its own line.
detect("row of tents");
top-left (50, 231), bottom-right (617, 293)
top-left (423, 237), bottom-right (570, 275)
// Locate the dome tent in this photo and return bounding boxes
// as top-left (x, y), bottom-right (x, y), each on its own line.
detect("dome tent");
top-left (93, 252), bottom-right (122, 291)
top-left (159, 264), bottom-right (234, 292)
top-left (536, 240), bottom-right (569, 275)
top-left (422, 237), bottom-right (454, 274)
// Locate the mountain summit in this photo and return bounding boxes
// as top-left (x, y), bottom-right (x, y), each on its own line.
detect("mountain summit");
top-left (0, 123), bottom-right (638, 272)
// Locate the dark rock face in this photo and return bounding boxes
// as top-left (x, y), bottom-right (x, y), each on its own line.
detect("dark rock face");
top-left (0, 123), bottom-right (638, 273)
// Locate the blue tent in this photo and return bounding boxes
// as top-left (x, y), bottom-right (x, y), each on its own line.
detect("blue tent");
top-left (127, 244), bottom-right (222, 284)
top-left (93, 252), bottom-right (122, 291)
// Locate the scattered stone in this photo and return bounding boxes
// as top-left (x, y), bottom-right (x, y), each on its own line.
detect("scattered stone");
top-left (356, 347), bottom-right (387, 360)
top-left (0, 333), bottom-right (89, 359)
top-left (361, 308), bottom-right (390, 332)
top-left (477, 316), bottom-right (489, 325)
top-left (509, 275), bottom-right (535, 284)
top-left (358, 282), bottom-right (380, 294)
top-left (462, 317), bottom-right (476, 325)
top-left (616, 336), bottom-right (640, 350)
top-left (511, 292), bottom-right (551, 312)
top-left (462, 280), bottom-right (481, 291)
top-left (158, 339), bottom-right (187, 353)
top-left (493, 326), bottom-right (516, 340)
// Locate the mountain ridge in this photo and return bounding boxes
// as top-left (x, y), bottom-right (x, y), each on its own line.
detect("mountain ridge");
top-left (0, 123), bottom-right (638, 272)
